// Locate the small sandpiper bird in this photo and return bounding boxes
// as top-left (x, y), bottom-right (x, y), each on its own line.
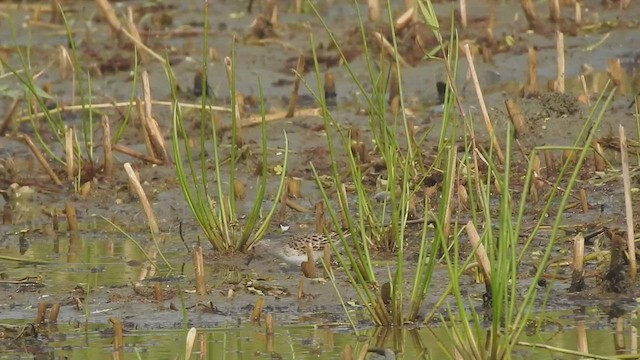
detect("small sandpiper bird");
top-left (251, 231), bottom-right (350, 267)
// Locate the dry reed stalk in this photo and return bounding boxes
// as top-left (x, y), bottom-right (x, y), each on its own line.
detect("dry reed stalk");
top-left (390, 96), bottom-right (400, 117)
top-left (134, 98), bottom-right (154, 157)
top-left (373, 32), bottom-right (410, 67)
top-left (578, 189), bottom-right (588, 213)
top-left (562, 149), bottom-right (576, 165)
top-left (297, 278), bottom-right (304, 299)
top-left (459, 0), bottom-right (467, 30)
top-left (593, 141), bottom-right (606, 171)
top-left (265, 313), bottom-right (274, 335)
top-left (277, 181), bottom-right (287, 224)
top-left (465, 221), bottom-right (492, 289)
top-left (323, 245), bottom-right (331, 278)
top-left (302, 243), bottom-right (318, 278)
top-left (505, 99), bottom-right (526, 137)
top-left (285, 54), bottom-right (305, 118)
top-left (185, 328), bottom-right (197, 359)
top-left (283, 199), bottom-right (306, 212)
top-left (224, 57), bottom-right (243, 124)
top-left (548, 0), bottom-right (561, 23)
top-left (64, 127), bottom-right (74, 180)
top-left (193, 245), bottom-right (206, 295)
top-left (102, 115), bottom-right (113, 177)
top-left (315, 202), bottom-right (324, 233)
top-left (568, 232), bottom-right (586, 292)
top-left (141, 72), bottom-right (169, 164)
top-left (615, 317), bottom-right (624, 350)
top-left (123, 162), bottom-right (160, 234)
top-left (575, 2), bottom-right (581, 24)
top-left (267, 0), bottom-right (278, 24)
top-left (556, 31), bottom-right (565, 93)
top-left (526, 47), bottom-right (537, 91)
top-left (294, 0), bottom-right (301, 13)
top-left (324, 71), bottom-right (336, 105)
top-left (388, 66), bottom-right (399, 105)
top-left (36, 303), bottom-right (47, 324)
top-left (521, 0), bottom-right (537, 28)
top-left (19, 134), bottom-right (62, 185)
top-left (112, 144), bottom-right (163, 165)
top-left (49, 303), bottom-right (60, 323)
top-left (463, 44), bottom-right (505, 164)
top-left (544, 149), bottom-right (555, 177)
top-left (368, 0), bottom-right (380, 22)
top-left (576, 320), bottom-right (588, 353)
top-left (250, 297), bottom-right (264, 321)
top-left (442, 147), bottom-right (457, 241)
top-left (579, 74), bottom-right (590, 105)
top-left (234, 179), bottom-right (245, 200)
top-left (125, 7), bottom-right (149, 64)
top-left (109, 317), bottom-right (124, 351)
top-left (0, 98), bottom-right (19, 136)
top-left (153, 283), bottom-right (162, 302)
top-left (287, 177), bottom-right (301, 198)
top-left (57, 46), bottom-right (71, 81)
top-left (619, 125), bottom-right (636, 281)
top-left (343, 344), bottom-right (353, 360)
top-left (79, 181), bottom-right (91, 198)
top-left (65, 201), bottom-right (78, 233)
top-left (607, 58), bottom-right (624, 94)
top-left (95, 0), bottom-right (122, 40)
top-left (394, 6), bottom-right (414, 33)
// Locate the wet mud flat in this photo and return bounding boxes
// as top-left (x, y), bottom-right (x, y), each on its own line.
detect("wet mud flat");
top-left (1, 0), bottom-right (640, 358)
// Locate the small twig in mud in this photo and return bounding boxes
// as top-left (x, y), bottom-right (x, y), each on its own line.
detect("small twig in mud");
top-left (373, 32), bottom-right (410, 68)
top-left (112, 144), bottom-right (163, 165)
top-left (123, 162), bottom-right (159, 235)
top-left (286, 54), bottom-right (305, 118)
top-left (14, 100), bottom-right (230, 124)
top-left (18, 134), bottom-right (62, 186)
top-left (394, 6), bottom-right (414, 33)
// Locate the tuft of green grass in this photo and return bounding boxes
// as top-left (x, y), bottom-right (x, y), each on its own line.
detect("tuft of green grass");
top-left (168, 3), bottom-right (287, 252)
